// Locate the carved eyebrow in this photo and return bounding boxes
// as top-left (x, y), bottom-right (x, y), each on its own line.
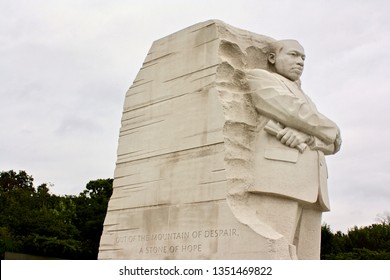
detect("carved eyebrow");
top-left (288, 50), bottom-right (304, 55)
top-left (288, 50), bottom-right (306, 59)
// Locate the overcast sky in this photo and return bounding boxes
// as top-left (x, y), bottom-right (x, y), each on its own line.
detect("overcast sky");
top-left (1, 0), bottom-right (389, 233)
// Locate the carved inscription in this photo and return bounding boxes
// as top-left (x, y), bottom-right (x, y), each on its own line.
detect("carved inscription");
top-left (115, 228), bottom-right (239, 256)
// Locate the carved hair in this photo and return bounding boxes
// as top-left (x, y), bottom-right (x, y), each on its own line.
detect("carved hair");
top-left (268, 39), bottom-right (301, 55)
top-left (268, 40), bottom-right (283, 55)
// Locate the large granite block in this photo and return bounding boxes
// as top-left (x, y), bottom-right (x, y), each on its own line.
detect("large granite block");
top-left (98, 20), bottom-right (292, 259)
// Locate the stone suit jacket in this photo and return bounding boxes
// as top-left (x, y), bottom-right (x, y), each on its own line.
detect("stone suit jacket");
top-left (246, 69), bottom-right (340, 211)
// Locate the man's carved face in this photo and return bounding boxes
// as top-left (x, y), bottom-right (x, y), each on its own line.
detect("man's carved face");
top-left (269, 40), bottom-right (306, 81)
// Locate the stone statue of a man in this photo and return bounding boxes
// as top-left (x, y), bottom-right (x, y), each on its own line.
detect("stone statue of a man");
top-left (246, 40), bottom-right (342, 259)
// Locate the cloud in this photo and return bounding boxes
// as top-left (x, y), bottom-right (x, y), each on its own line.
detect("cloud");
top-left (1, 0), bottom-right (390, 231)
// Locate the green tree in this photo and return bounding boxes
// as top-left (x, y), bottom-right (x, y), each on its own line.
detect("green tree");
top-left (0, 170), bottom-right (82, 258)
top-left (0, 170), bottom-right (112, 259)
top-left (73, 179), bottom-right (113, 259)
top-left (321, 218), bottom-right (390, 260)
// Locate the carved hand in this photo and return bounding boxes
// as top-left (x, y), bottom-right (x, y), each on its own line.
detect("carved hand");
top-left (334, 131), bottom-right (342, 153)
top-left (277, 127), bottom-right (311, 149)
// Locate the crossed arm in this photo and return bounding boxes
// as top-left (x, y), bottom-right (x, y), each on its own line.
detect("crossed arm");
top-left (247, 69), bottom-right (341, 154)
top-left (277, 126), bottom-right (339, 155)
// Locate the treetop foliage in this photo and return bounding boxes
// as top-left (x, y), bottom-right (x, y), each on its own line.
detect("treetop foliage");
top-left (321, 218), bottom-right (390, 259)
top-left (0, 170), bottom-right (112, 259)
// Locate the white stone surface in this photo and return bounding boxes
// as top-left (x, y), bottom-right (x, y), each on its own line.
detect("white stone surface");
top-left (98, 20), bottom-right (340, 260)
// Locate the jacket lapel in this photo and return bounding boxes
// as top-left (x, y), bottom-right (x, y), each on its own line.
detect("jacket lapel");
top-left (273, 73), bottom-right (317, 109)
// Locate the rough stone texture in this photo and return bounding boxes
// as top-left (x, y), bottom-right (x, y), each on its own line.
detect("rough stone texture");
top-left (98, 20), bottom-right (296, 259)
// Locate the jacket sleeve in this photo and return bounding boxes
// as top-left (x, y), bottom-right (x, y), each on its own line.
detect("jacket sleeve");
top-left (247, 69), bottom-right (339, 145)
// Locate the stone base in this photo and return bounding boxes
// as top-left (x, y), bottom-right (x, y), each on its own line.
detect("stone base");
top-left (99, 200), bottom-right (291, 259)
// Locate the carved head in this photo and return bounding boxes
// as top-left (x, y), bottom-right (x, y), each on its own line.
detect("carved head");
top-left (267, 40), bottom-right (305, 82)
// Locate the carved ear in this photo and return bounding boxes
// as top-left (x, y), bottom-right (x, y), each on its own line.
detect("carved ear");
top-left (268, 53), bottom-right (276, 64)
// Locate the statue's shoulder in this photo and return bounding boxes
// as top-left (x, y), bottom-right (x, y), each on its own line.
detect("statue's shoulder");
top-left (246, 68), bottom-right (278, 81)
top-left (246, 68), bottom-right (280, 86)
top-left (246, 68), bottom-right (272, 76)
